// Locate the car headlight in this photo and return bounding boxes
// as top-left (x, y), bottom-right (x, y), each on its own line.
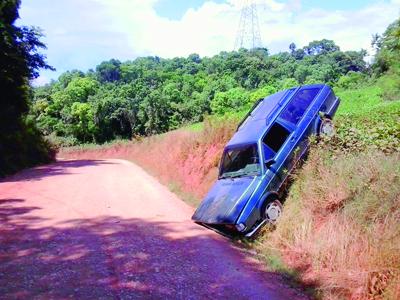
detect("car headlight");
top-left (235, 223), bottom-right (247, 232)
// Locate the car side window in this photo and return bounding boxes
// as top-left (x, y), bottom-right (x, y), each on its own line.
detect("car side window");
top-left (263, 122), bottom-right (290, 154)
top-left (280, 88), bottom-right (320, 125)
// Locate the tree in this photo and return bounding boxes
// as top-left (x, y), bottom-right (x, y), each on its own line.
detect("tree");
top-left (304, 39), bottom-right (340, 55)
top-left (65, 77), bottom-right (99, 103)
top-left (68, 102), bottom-right (96, 142)
top-left (96, 59), bottom-right (121, 82)
top-left (373, 17), bottom-right (400, 74)
top-left (0, 0), bottom-right (54, 176)
top-left (211, 87), bottom-right (249, 115)
top-left (289, 42), bottom-right (296, 54)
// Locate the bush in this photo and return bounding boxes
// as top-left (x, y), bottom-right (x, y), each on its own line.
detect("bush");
top-left (377, 72), bottom-right (400, 101)
top-left (210, 87), bottom-right (249, 115)
top-left (336, 71), bottom-right (367, 89)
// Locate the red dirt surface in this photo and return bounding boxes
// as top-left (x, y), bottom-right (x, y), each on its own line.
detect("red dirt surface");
top-left (0, 159), bottom-right (306, 299)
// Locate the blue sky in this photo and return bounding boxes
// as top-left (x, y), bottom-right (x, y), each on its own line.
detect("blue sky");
top-left (18, 0), bottom-right (400, 85)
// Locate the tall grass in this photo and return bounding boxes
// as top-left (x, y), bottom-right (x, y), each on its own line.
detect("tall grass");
top-left (257, 147), bottom-right (400, 299)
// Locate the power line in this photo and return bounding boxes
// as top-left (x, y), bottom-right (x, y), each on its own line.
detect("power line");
top-left (234, 0), bottom-right (263, 50)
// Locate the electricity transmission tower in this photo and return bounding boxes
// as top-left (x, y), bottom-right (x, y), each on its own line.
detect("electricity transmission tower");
top-left (234, 0), bottom-right (263, 50)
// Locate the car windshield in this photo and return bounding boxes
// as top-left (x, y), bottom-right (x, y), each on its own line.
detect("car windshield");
top-left (220, 144), bottom-right (261, 179)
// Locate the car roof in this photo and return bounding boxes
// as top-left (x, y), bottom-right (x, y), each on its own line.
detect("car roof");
top-left (226, 84), bottom-right (327, 148)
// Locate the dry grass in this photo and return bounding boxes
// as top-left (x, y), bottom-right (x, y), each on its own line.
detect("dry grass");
top-left (258, 148), bottom-right (400, 299)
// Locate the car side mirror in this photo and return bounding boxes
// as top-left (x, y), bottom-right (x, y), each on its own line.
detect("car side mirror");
top-left (265, 159), bottom-right (276, 168)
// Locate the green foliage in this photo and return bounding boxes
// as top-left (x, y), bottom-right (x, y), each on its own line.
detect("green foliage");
top-left (325, 79), bottom-right (400, 153)
top-left (304, 39), bottom-right (340, 55)
top-left (32, 36), bottom-right (370, 145)
top-left (376, 72), bottom-right (400, 101)
top-left (211, 87), bottom-right (249, 114)
top-left (68, 102), bottom-right (97, 142)
top-left (277, 78), bottom-right (299, 90)
top-left (335, 71), bottom-right (366, 89)
top-left (372, 17), bottom-right (400, 75)
top-left (248, 85), bottom-right (277, 104)
top-left (64, 77), bottom-right (99, 103)
top-left (0, 0), bottom-right (55, 176)
top-left (96, 59), bottom-right (121, 83)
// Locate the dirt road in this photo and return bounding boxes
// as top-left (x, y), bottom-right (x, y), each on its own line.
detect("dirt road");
top-left (0, 159), bottom-right (305, 299)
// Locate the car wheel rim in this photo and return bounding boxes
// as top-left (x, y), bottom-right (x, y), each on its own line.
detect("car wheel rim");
top-left (266, 201), bottom-right (281, 223)
top-left (321, 121), bottom-right (334, 136)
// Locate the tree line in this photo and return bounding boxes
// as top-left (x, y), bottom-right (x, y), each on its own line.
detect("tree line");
top-left (32, 39), bottom-right (368, 145)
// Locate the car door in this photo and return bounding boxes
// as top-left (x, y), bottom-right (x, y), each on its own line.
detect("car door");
top-left (262, 121), bottom-right (293, 191)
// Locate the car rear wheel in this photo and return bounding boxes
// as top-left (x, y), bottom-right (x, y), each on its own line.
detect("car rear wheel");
top-left (264, 199), bottom-right (282, 224)
top-left (319, 118), bottom-right (335, 137)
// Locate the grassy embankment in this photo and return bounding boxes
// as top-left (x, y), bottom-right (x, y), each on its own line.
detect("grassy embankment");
top-left (61, 78), bottom-right (400, 299)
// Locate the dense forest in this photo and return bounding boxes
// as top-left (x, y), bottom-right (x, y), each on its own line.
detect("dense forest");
top-left (32, 39), bottom-right (370, 145)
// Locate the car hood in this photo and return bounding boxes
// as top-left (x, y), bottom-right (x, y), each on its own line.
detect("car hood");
top-left (192, 176), bottom-right (261, 225)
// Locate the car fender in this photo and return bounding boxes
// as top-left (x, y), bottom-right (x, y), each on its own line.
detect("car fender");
top-left (236, 191), bottom-right (279, 233)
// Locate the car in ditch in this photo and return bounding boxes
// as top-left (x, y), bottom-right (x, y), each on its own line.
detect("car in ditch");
top-left (192, 84), bottom-right (340, 237)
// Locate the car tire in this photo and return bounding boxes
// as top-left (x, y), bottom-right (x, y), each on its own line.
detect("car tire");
top-left (263, 198), bottom-right (283, 224)
top-left (319, 118), bottom-right (335, 137)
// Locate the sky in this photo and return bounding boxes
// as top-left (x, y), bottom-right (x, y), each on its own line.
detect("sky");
top-left (17, 0), bottom-right (400, 85)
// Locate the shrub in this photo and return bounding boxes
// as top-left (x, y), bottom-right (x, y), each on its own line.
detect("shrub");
top-left (211, 87), bottom-right (249, 115)
top-left (377, 72), bottom-right (400, 101)
top-left (336, 71), bottom-right (367, 89)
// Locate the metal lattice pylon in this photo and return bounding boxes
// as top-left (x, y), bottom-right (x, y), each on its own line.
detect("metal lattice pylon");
top-left (234, 0), bottom-right (263, 50)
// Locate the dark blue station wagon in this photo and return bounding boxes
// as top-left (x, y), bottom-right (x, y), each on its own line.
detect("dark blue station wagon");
top-left (192, 84), bottom-right (340, 237)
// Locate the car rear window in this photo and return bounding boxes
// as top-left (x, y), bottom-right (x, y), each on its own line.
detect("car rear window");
top-left (280, 88), bottom-right (320, 125)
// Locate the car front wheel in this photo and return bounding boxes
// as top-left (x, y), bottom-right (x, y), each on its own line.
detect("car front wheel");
top-left (264, 199), bottom-right (282, 224)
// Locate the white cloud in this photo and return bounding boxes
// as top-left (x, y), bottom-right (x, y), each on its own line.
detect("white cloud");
top-left (94, 0), bottom-right (399, 60)
top-left (20, 0), bottom-right (400, 84)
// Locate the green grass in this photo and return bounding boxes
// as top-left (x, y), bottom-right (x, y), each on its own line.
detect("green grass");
top-left (183, 121), bottom-right (204, 132)
top-left (335, 85), bottom-right (384, 116)
top-left (335, 84), bottom-right (400, 121)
